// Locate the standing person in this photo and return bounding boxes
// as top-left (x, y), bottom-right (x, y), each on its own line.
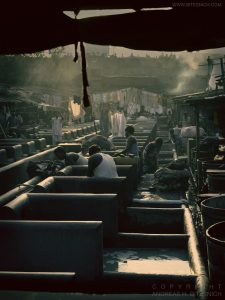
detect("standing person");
top-left (7, 111), bottom-right (18, 128)
top-left (87, 144), bottom-right (118, 178)
top-left (17, 114), bottom-right (23, 127)
top-left (142, 137), bottom-right (163, 174)
top-left (110, 107), bottom-right (119, 137)
top-left (0, 108), bottom-right (7, 137)
top-left (115, 125), bottom-right (138, 156)
top-left (52, 115), bottom-right (62, 145)
top-left (99, 104), bottom-right (110, 137)
top-left (54, 146), bottom-right (88, 166)
top-left (173, 124), bottom-right (183, 155)
top-left (117, 109), bottom-right (127, 137)
top-left (6, 111), bottom-right (20, 137)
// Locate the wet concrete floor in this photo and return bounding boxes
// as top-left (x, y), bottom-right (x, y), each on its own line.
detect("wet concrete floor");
top-left (103, 248), bottom-right (193, 275)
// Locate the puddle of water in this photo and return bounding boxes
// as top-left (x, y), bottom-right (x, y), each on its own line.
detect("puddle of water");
top-left (103, 248), bottom-right (194, 275)
top-left (137, 174), bottom-right (184, 200)
top-left (134, 190), bottom-right (183, 201)
top-left (134, 191), bottom-right (163, 200)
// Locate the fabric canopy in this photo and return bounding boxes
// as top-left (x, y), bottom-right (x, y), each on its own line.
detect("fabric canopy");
top-left (0, 1), bottom-right (225, 54)
top-left (0, 0), bottom-right (182, 12)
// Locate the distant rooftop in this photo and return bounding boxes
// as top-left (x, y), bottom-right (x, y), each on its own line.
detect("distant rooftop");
top-left (171, 89), bottom-right (225, 106)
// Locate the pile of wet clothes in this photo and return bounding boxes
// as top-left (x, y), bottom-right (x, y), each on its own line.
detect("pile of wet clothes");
top-left (81, 135), bottom-right (115, 154)
top-left (153, 160), bottom-right (190, 191)
top-left (27, 160), bottom-right (65, 178)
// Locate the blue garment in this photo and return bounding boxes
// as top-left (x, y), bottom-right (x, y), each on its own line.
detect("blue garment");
top-left (129, 142), bottom-right (138, 156)
top-left (127, 135), bottom-right (138, 155)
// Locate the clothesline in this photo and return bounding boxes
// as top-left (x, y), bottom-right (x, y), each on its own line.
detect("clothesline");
top-left (91, 87), bottom-right (163, 117)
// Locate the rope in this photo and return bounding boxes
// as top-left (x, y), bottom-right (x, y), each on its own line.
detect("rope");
top-left (73, 42), bottom-right (79, 63)
top-left (72, 10), bottom-right (90, 108)
top-left (80, 41), bottom-right (90, 107)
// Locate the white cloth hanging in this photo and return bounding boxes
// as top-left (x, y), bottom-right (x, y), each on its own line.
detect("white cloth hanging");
top-left (52, 117), bottom-right (62, 145)
top-left (118, 111), bottom-right (126, 137)
top-left (111, 113), bottom-right (118, 136)
top-left (111, 111), bottom-right (126, 137)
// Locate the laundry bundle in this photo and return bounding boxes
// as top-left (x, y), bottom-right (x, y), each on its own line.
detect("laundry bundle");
top-left (154, 165), bottom-right (190, 191)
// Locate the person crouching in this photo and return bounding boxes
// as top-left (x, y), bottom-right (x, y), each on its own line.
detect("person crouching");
top-left (54, 146), bottom-right (88, 166)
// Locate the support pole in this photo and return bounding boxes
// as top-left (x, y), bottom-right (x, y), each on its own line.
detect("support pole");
top-left (220, 57), bottom-right (225, 93)
top-left (0, 123), bottom-right (7, 138)
top-left (195, 105), bottom-right (200, 192)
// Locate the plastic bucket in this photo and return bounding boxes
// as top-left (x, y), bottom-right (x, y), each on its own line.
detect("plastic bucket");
top-left (201, 196), bottom-right (225, 231)
top-left (207, 172), bottom-right (225, 192)
top-left (202, 161), bottom-right (225, 171)
top-left (206, 221), bottom-right (225, 286)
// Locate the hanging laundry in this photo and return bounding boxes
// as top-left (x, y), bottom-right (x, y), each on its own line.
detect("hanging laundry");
top-left (52, 116), bottom-right (62, 145)
top-left (111, 110), bottom-right (127, 137)
top-left (91, 88), bottom-right (162, 118)
top-left (118, 111), bottom-right (126, 137)
top-left (99, 104), bottom-right (110, 137)
top-left (111, 112), bottom-right (119, 137)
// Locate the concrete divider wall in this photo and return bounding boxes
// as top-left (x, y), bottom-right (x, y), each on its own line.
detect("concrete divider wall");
top-left (0, 193), bottom-right (119, 239)
top-left (58, 165), bottom-right (138, 189)
top-left (0, 220), bottom-right (103, 280)
top-left (0, 148), bottom-right (57, 196)
top-left (34, 176), bottom-right (132, 208)
top-left (0, 144), bottom-right (23, 161)
top-left (121, 207), bottom-right (185, 234)
top-left (0, 149), bottom-right (8, 166)
top-left (0, 176), bottom-right (41, 208)
top-left (184, 208), bottom-right (208, 300)
top-left (58, 143), bottom-right (82, 153)
top-left (0, 121), bottom-right (154, 197)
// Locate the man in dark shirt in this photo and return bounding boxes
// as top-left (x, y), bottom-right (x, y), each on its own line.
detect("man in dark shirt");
top-left (142, 137), bottom-right (163, 174)
top-left (115, 126), bottom-right (138, 156)
top-left (54, 146), bottom-right (88, 166)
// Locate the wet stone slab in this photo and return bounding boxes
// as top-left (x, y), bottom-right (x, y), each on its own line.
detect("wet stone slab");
top-left (103, 248), bottom-right (194, 275)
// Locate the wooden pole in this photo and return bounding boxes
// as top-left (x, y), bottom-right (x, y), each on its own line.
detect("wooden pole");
top-left (0, 123), bottom-right (7, 138)
top-left (195, 105), bottom-right (200, 192)
top-left (220, 58), bottom-right (225, 93)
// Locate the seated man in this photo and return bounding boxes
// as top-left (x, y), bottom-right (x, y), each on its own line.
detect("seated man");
top-left (115, 126), bottom-right (138, 156)
top-left (87, 144), bottom-right (118, 178)
top-left (54, 146), bottom-right (88, 166)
